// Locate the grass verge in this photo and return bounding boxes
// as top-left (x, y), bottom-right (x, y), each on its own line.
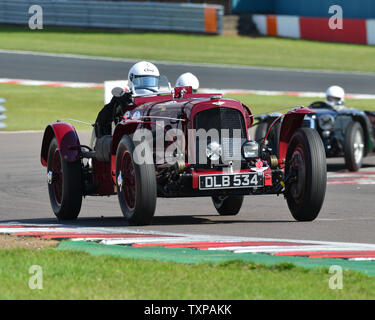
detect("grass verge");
top-left (0, 245), bottom-right (374, 299)
top-left (0, 26), bottom-right (375, 72)
top-left (1, 84), bottom-right (375, 131)
top-left (0, 84), bottom-right (102, 131)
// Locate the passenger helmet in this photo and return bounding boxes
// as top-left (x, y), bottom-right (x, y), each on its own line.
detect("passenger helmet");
top-left (326, 85), bottom-right (345, 107)
top-left (128, 61), bottom-right (160, 95)
top-left (175, 73), bottom-right (200, 93)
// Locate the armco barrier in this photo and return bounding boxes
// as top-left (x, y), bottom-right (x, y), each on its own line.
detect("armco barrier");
top-left (0, 0), bottom-right (223, 34)
top-left (252, 14), bottom-right (375, 45)
top-left (0, 99), bottom-right (6, 130)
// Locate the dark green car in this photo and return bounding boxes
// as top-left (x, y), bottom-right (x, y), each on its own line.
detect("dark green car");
top-left (255, 101), bottom-right (375, 171)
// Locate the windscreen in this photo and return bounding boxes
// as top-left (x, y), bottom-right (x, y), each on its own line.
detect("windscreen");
top-left (132, 75), bottom-right (171, 97)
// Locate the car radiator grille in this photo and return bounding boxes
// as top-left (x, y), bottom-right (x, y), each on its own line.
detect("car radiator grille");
top-left (193, 107), bottom-right (246, 164)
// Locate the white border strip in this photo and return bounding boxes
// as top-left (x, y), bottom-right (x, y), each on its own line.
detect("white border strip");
top-left (2, 222), bottom-right (375, 255)
top-left (2, 78), bottom-right (375, 100)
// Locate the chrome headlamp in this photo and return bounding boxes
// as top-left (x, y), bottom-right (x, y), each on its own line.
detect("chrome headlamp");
top-left (242, 141), bottom-right (259, 159)
top-left (206, 141), bottom-right (222, 161)
top-left (318, 115), bottom-right (335, 131)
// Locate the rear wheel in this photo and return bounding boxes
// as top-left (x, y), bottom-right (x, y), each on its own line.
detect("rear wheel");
top-left (212, 195), bottom-right (244, 216)
top-left (47, 137), bottom-right (82, 220)
top-left (116, 135), bottom-right (157, 225)
top-left (284, 128), bottom-right (326, 221)
top-left (344, 121), bottom-right (365, 172)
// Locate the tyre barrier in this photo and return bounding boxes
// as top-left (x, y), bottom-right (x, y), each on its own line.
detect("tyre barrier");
top-left (0, 98), bottom-right (6, 130)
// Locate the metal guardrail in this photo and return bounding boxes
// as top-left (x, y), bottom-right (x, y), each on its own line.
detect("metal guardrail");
top-left (0, 0), bottom-right (223, 34)
top-left (0, 98), bottom-right (6, 130)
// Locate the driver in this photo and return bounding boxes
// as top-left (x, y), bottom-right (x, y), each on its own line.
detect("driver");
top-left (95, 61), bottom-right (160, 138)
top-left (128, 61), bottom-right (160, 95)
top-left (175, 72), bottom-right (200, 93)
top-left (325, 85), bottom-right (345, 110)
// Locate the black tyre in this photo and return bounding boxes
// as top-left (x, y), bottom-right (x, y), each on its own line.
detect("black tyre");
top-left (116, 135), bottom-right (157, 225)
top-left (285, 128), bottom-right (327, 221)
top-left (344, 121), bottom-right (365, 172)
top-left (47, 137), bottom-right (82, 220)
top-left (212, 195), bottom-right (244, 216)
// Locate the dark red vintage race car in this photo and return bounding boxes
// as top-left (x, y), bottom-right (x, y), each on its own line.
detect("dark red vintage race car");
top-left (40, 85), bottom-right (327, 225)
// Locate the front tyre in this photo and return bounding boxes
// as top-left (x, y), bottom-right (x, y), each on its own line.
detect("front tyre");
top-left (285, 128), bottom-right (327, 221)
top-left (47, 137), bottom-right (82, 220)
top-left (212, 195), bottom-right (244, 216)
top-left (116, 135), bottom-right (157, 225)
top-left (344, 121), bottom-right (365, 172)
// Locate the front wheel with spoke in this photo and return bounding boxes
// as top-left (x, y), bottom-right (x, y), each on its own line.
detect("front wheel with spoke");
top-left (47, 137), bottom-right (82, 220)
top-left (116, 135), bottom-right (157, 225)
top-left (284, 128), bottom-right (327, 221)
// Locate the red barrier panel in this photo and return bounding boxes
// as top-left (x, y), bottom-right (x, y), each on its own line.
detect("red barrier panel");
top-left (299, 17), bottom-right (367, 44)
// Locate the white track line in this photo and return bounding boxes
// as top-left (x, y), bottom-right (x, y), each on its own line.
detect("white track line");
top-left (0, 78), bottom-right (103, 89)
top-left (2, 77), bottom-right (375, 99)
top-left (0, 130), bottom-right (44, 134)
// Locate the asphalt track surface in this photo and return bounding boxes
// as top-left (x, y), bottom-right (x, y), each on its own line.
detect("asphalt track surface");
top-left (1, 131), bottom-right (375, 244)
top-left (2, 50), bottom-right (375, 93)
top-left (1, 51), bottom-right (375, 246)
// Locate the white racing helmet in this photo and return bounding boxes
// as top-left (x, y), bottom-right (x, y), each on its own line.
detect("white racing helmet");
top-left (326, 85), bottom-right (345, 107)
top-left (175, 72), bottom-right (199, 93)
top-left (128, 61), bottom-right (160, 95)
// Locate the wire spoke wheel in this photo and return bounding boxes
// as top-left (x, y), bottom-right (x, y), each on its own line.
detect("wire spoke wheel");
top-left (344, 121), bottom-right (365, 172)
top-left (353, 130), bottom-right (365, 165)
top-left (50, 149), bottom-right (63, 205)
top-left (289, 146), bottom-right (306, 203)
top-left (47, 137), bottom-right (82, 220)
top-left (120, 151), bottom-right (136, 211)
top-left (116, 135), bottom-right (157, 225)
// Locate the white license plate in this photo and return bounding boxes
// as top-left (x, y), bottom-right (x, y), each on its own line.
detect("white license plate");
top-left (199, 173), bottom-right (264, 190)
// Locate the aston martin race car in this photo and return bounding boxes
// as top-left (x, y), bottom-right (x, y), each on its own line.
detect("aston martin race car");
top-left (256, 101), bottom-right (375, 171)
top-left (40, 80), bottom-right (327, 225)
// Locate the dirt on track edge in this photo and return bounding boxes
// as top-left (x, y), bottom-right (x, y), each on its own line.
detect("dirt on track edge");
top-left (0, 234), bottom-right (59, 250)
